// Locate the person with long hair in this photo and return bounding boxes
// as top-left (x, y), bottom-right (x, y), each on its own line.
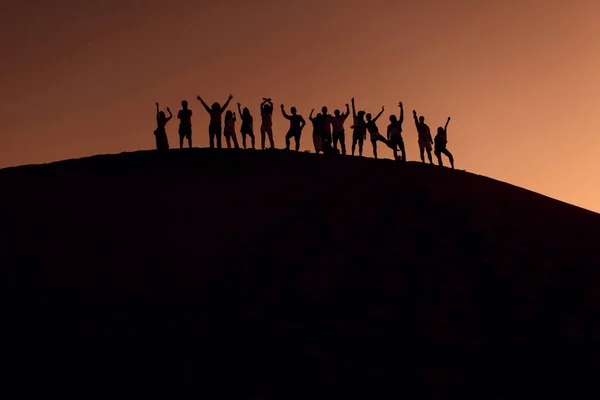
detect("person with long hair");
top-left (434, 117), bottom-right (454, 168)
top-left (237, 102), bottom-right (255, 149)
top-left (154, 102), bottom-right (172, 151)
top-left (196, 94), bottom-right (233, 149)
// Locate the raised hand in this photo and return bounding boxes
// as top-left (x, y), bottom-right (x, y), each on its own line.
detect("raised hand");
top-left (382, 106), bottom-right (385, 111)
top-left (237, 102), bottom-right (241, 106)
top-left (196, 95), bottom-right (201, 101)
top-left (155, 102), bottom-right (159, 107)
top-left (413, 110), bottom-right (417, 115)
top-left (399, 102), bottom-right (403, 107)
top-left (228, 94), bottom-right (233, 100)
top-left (166, 107), bottom-right (171, 112)
top-left (448, 117), bottom-right (451, 121)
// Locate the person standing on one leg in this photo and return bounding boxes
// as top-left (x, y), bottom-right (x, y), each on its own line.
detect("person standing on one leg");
top-left (237, 102), bottom-right (255, 149)
top-left (331, 103), bottom-right (350, 155)
top-left (154, 102), bottom-right (172, 151)
top-left (413, 109), bottom-right (433, 164)
top-left (260, 98), bottom-right (275, 149)
top-left (197, 94), bottom-right (233, 149)
top-left (224, 110), bottom-right (240, 149)
top-left (309, 110), bottom-right (324, 154)
top-left (434, 117), bottom-right (455, 169)
top-left (387, 101), bottom-right (406, 162)
top-left (281, 104), bottom-right (306, 151)
top-left (177, 100), bottom-right (193, 149)
top-left (366, 106), bottom-right (392, 159)
top-left (351, 97), bottom-right (367, 156)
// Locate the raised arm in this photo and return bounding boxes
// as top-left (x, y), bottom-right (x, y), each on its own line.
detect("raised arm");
top-left (165, 107), bottom-right (173, 122)
top-left (237, 102), bottom-right (242, 116)
top-left (281, 104), bottom-right (290, 119)
top-left (220, 94), bottom-right (233, 113)
top-left (445, 116), bottom-right (450, 131)
top-left (399, 102), bottom-right (404, 124)
top-left (413, 110), bottom-right (419, 127)
top-left (351, 97), bottom-right (357, 119)
top-left (344, 103), bottom-right (350, 118)
top-left (155, 102), bottom-right (160, 123)
top-left (373, 106), bottom-right (385, 122)
top-left (309, 109), bottom-right (314, 121)
top-left (196, 95), bottom-right (211, 113)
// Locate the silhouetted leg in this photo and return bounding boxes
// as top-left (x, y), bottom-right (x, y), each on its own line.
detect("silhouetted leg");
top-left (442, 148), bottom-right (454, 168)
top-left (249, 132), bottom-right (255, 149)
top-left (179, 134), bottom-right (184, 149)
top-left (267, 128), bottom-right (275, 148)
top-left (399, 139), bottom-right (406, 162)
top-left (420, 149), bottom-right (425, 162)
top-left (285, 131), bottom-right (291, 150)
top-left (333, 133), bottom-right (339, 151)
top-left (188, 133), bottom-right (192, 148)
top-left (340, 132), bottom-right (346, 155)
top-left (359, 138), bottom-right (364, 156)
top-left (427, 150), bottom-right (433, 164)
top-left (225, 135), bottom-right (232, 149)
top-left (217, 133), bottom-right (222, 149)
top-left (242, 133), bottom-right (247, 149)
top-left (261, 127), bottom-right (266, 149)
top-left (435, 151), bottom-right (443, 166)
top-left (233, 133), bottom-right (239, 149)
top-left (209, 131), bottom-right (215, 148)
top-left (295, 133), bottom-right (300, 151)
top-left (372, 140), bottom-right (378, 159)
top-left (352, 134), bottom-right (357, 155)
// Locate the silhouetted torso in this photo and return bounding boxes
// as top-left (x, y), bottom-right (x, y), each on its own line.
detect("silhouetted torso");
top-left (353, 117), bottom-right (366, 135)
top-left (210, 109), bottom-right (223, 127)
top-left (224, 118), bottom-right (235, 134)
top-left (366, 120), bottom-right (379, 135)
top-left (332, 114), bottom-right (348, 132)
top-left (435, 128), bottom-right (447, 145)
top-left (321, 114), bottom-right (333, 136)
top-left (388, 121), bottom-right (402, 137)
top-left (311, 115), bottom-right (322, 134)
top-left (241, 114), bottom-right (253, 133)
top-left (288, 115), bottom-right (304, 131)
top-left (417, 123), bottom-right (430, 141)
top-left (178, 109), bottom-right (192, 126)
top-left (261, 110), bottom-right (272, 127)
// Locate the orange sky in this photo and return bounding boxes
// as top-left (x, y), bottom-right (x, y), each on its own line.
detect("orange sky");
top-left (1, 0), bottom-right (599, 212)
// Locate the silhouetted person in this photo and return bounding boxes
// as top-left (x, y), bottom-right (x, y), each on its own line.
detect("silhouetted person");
top-left (387, 102), bottom-right (406, 162)
top-left (237, 102), bottom-right (255, 149)
top-left (366, 106), bottom-right (392, 159)
top-left (224, 110), bottom-right (240, 149)
top-left (197, 94), bottom-right (233, 149)
top-left (413, 110), bottom-right (433, 164)
top-left (320, 106), bottom-right (335, 153)
top-left (260, 98), bottom-right (275, 149)
top-left (309, 110), bottom-right (324, 154)
top-left (351, 97), bottom-right (367, 156)
top-left (177, 100), bottom-right (193, 149)
top-left (281, 105), bottom-right (306, 151)
top-left (154, 102), bottom-right (172, 151)
top-left (434, 117), bottom-right (454, 168)
top-left (332, 103), bottom-right (350, 155)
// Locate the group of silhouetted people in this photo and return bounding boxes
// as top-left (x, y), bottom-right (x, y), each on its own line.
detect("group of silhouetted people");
top-left (154, 95), bottom-right (455, 168)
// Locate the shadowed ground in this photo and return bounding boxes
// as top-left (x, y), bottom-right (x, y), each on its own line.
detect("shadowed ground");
top-left (1, 148), bottom-right (599, 396)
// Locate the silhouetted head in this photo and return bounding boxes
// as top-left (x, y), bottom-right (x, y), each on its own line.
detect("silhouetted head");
top-left (419, 116), bottom-right (425, 123)
top-left (334, 109), bottom-right (340, 116)
top-left (225, 110), bottom-right (233, 120)
top-left (316, 113), bottom-right (322, 119)
top-left (437, 126), bottom-right (444, 135)
top-left (291, 107), bottom-right (297, 115)
top-left (212, 102), bottom-right (220, 111)
top-left (357, 110), bottom-right (365, 120)
top-left (390, 115), bottom-right (397, 123)
top-left (322, 106), bottom-right (328, 115)
top-left (159, 111), bottom-right (166, 119)
top-left (181, 100), bottom-right (188, 109)
top-left (264, 104), bottom-right (272, 113)
top-left (243, 107), bottom-right (250, 117)
top-left (366, 113), bottom-right (372, 121)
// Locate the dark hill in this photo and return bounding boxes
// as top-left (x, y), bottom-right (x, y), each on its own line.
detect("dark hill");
top-left (1, 149), bottom-right (599, 396)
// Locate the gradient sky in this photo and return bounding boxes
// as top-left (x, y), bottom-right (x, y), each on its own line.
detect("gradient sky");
top-left (1, 0), bottom-right (599, 212)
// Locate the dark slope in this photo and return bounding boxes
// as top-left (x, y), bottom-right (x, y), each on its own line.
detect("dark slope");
top-left (1, 149), bottom-right (599, 396)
